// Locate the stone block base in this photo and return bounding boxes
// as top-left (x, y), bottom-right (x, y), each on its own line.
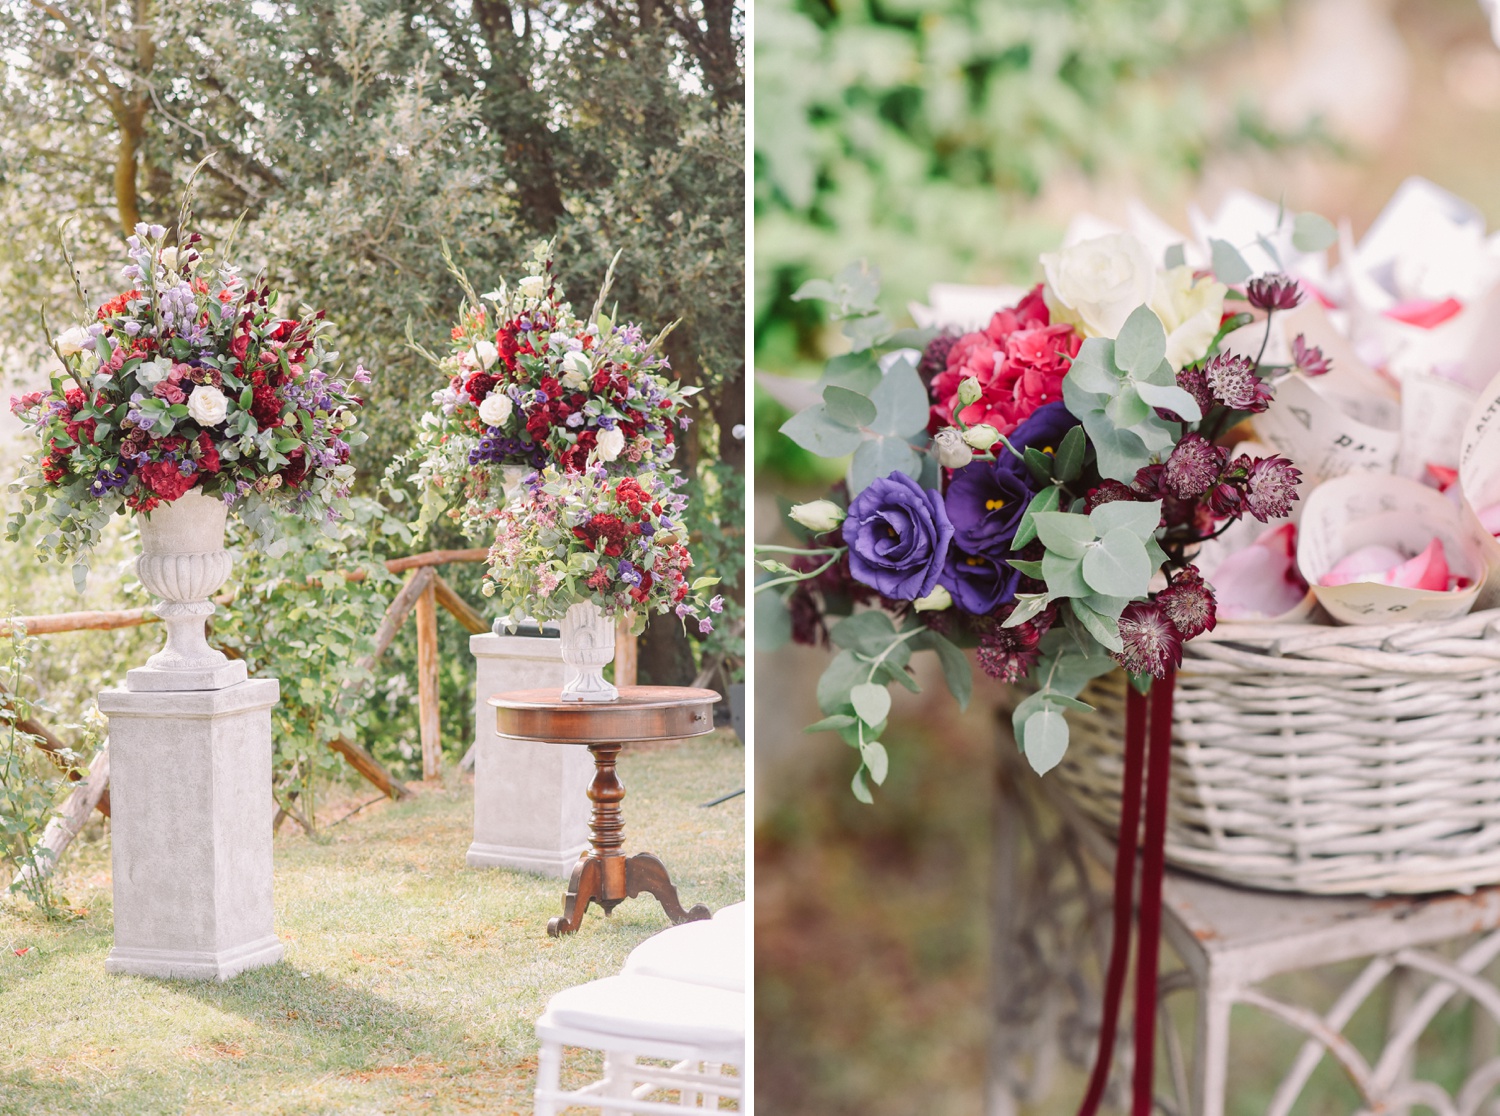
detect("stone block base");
top-left (97, 678), bottom-right (282, 982)
top-left (467, 840), bottom-right (587, 878)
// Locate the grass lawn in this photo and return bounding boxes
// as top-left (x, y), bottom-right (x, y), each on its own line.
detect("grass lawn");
top-left (0, 732), bottom-right (745, 1115)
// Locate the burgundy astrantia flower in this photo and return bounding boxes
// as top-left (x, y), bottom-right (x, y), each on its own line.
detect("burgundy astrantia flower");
top-left (1085, 479), bottom-right (1138, 511)
top-left (1113, 601), bottom-right (1184, 679)
top-left (1204, 352), bottom-right (1272, 413)
top-left (1162, 434), bottom-right (1227, 499)
top-left (1158, 565), bottom-right (1216, 639)
top-left (975, 604), bottom-right (1055, 682)
top-left (786, 585), bottom-right (827, 647)
top-left (1242, 455), bottom-right (1301, 522)
top-left (1175, 365), bottom-right (1217, 417)
top-left (1292, 334), bottom-right (1331, 377)
top-left (1246, 273), bottom-right (1304, 312)
top-left (918, 331), bottom-right (958, 388)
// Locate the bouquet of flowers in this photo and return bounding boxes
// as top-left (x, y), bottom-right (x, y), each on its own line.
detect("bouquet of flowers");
top-left (761, 220), bottom-right (1327, 800)
top-left (482, 465), bottom-right (722, 633)
top-left (408, 243), bottom-right (697, 540)
top-left (7, 223), bottom-right (366, 573)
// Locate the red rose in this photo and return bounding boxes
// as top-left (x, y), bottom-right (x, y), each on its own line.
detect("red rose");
top-left (230, 332), bottom-right (249, 360)
top-left (496, 328), bottom-right (520, 370)
top-left (464, 373), bottom-right (497, 401)
top-left (139, 460), bottom-right (197, 502)
top-left (539, 377), bottom-right (562, 399)
top-left (195, 431), bottom-right (221, 474)
top-left (281, 448), bottom-right (308, 488)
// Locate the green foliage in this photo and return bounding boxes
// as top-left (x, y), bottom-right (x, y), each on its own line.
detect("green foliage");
top-left (0, 625), bottom-right (70, 916)
top-left (755, 0), bottom-right (1295, 382)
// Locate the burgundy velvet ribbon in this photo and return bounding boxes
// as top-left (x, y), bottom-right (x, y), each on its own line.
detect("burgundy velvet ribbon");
top-left (1074, 667), bottom-right (1177, 1116)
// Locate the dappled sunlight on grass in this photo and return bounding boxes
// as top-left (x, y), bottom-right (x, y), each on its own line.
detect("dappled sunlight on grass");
top-left (0, 734), bottom-right (744, 1115)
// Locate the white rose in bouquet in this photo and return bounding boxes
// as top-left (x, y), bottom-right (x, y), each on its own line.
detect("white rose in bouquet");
top-left (187, 385), bottom-right (228, 426)
top-left (53, 326), bottom-right (89, 357)
top-left (594, 426), bottom-right (626, 462)
top-left (478, 391), bottom-right (514, 427)
top-left (136, 359), bottom-right (171, 387)
top-left (1151, 266), bottom-right (1228, 369)
top-left (561, 349), bottom-right (592, 389)
top-left (518, 275), bottom-right (547, 298)
top-left (1041, 233), bottom-right (1155, 340)
top-left (471, 339), bottom-right (499, 370)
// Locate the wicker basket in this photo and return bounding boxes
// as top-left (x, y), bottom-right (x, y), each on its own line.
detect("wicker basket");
top-left (1049, 607), bottom-right (1500, 895)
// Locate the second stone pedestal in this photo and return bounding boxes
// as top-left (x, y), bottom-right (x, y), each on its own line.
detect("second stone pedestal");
top-left (97, 678), bottom-right (283, 980)
top-left (468, 633), bottom-right (591, 877)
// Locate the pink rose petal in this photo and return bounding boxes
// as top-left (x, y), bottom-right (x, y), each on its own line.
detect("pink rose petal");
top-left (1387, 538), bottom-right (1450, 591)
top-left (1480, 502), bottom-right (1500, 537)
top-left (1322, 544), bottom-right (1407, 587)
top-left (1210, 523), bottom-right (1310, 620)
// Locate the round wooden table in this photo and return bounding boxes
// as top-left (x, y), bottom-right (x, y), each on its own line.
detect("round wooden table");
top-left (489, 685), bottom-right (720, 937)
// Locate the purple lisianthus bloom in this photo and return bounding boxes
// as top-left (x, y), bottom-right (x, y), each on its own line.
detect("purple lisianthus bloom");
top-left (944, 458), bottom-right (1033, 555)
top-left (842, 471), bottom-right (954, 601)
top-left (1006, 400), bottom-right (1080, 461)
top-left (940, 547), bottom-right (1021, 615)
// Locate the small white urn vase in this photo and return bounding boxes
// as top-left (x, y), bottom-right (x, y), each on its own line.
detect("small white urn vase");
top-left (558, 600), bottom-right (618, 703)
top-left (127, 488), bottom-right (248, 692)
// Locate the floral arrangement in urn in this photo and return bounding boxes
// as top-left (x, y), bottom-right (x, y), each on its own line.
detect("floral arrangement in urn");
top-left (759, 215), bottom-right (1331, 799)
top-left (407, 243), bottom-right (697, 541)
top-left (483, 465), bottom-right (721, 701)
top-left (7, 223), bottom-right (367, 577)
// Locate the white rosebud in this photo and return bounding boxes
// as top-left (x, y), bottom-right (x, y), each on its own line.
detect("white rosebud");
top-left (518, 275), bottom-right (547, 299)
top-left (933, 428), bottom-right (972, 469)
top-left (788, 499), bottom-right (846, 534)
top-left (955, 376), bottom-right (983, 407)
top-left (54, 326), bottom-right (89, 357)
top-left (187, 384), bottom-right (229, 426)
top-left (594, 427), bottom-right (627, 462)
top-left (136, 359), bottom-right (171, 388)
top-left (471, 339), bottom-right (499, 369)
top-left (477, 391), bottom-right (513, 427)
top-left (962, 423), bottom-right (1001, 451)
top-left (913, 585), bottom-right (953, 612)
top-left (560, 350), bottom-right (592, 390)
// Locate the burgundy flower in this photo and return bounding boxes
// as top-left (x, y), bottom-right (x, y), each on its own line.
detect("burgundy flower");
top-left (1158, 565), bottom-right (1216, 639)
top-left (1175, 365), bottom-right (1217, 417)
top-left (1242, 455), bottom-right (1301, 522)
top-left (918, 331), bottom-right (958, 388)
top-left (1162, 434), bottom-right (1227, 499)
top-left (1205, 481), bottom-right (1244, 520)
top-left (975, 604), bottom-right (1054, 682)
top-left (1246, 273), bottom-right (1304, 312)
top-left (1085, 480), bottom-right (1138, 511)
top-left (1113, 601), bottom-right (1183, 679)
top-left (786, 585), bottom-right (827, 647)
top-left (1204, 353), bottom-right (1272, 413)
top-left (1292, 334), bottom-right (1331, 377)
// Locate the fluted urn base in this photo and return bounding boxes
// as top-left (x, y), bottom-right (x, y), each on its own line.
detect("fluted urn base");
top-left (127, 489), bottom-right (247, 693)
top-left (558, 600), bottom-right (619, 703)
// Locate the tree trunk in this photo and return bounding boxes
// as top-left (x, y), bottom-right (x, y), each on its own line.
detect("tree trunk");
top-left (638, 620), bottom-right (697, 688)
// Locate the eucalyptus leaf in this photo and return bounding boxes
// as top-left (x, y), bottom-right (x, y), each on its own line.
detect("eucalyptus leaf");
top-left (823, 384), bottom-right (878, 428)
top-left (1292, 211), bottom-right (1337, 252)
top-left (919, 629), bottom-right (972, 711)
top-left (1002, 593), bottom-right (1049, 628)
top-left (849, 435), bottom-right (920, 494)
top-left (861, 739), bottom-right (890, 784)
top-left (1012, 485), bottom-right (1061, 549)
top-left (850, 682), bottom-right (893, 727)
top-left (1089, 499), bottom-right (1163, 540)
top-left (1023, 707), bottom-right (1070, 775)
top-left (830, 610), bottom-right (899, 655)
top-left (1070, 598), bottom-right (1124, 653)
top-left (1065, 339), bottom-right (1121, 395)
top-left (1114, 305), bottom-right (1167, 376)
top-left (1041, 550), bottom-right (1090, 598)
top-left (1164, 243), bottom-right (1186, 269)
top-left (851, 766), bottom-right (874, 804)
top-left (1032, 511), bottom-right (1097, 560)
top-left (1081, 529), bottom-right (1152, 597)
top-left (1105, 387), bottom-right (1150, 429)
top-left (781, 404), bottom-right (864, 458)
top-left (816, 650), bottom-right (866, 715)
top-left (1006, 558), bottom-right (1045, 579)
top-left (805, 713), bottom-right (857, 733)
top-left (820, 351), bottom-right (882, 394)
top-left (868, 357), bottom-right (930, 437)
top-left (755, 588), bottom-right (791, 651)
top-left (1133, 380), bottom-right (1202, 422)
top-left (1209, 238), bottom-right (1252, 285)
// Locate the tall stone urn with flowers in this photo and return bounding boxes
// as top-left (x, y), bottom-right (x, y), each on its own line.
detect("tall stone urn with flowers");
top-left (9, 223), bottom-right (368, 980)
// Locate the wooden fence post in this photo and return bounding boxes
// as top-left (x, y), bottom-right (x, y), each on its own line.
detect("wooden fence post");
top-left (416, 579), bottom-right (441, 780)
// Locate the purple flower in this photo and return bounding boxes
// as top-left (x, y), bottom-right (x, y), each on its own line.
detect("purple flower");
top-left (1113, 601), bottom-right (1183, 679)
top-left (1204, 353), bottom-right (1272, 413)
top-left (1006, 401), bottom-right (1080, 460)
top-left (943, 458), bottom-right (1033, 556)
top-left (1246, 273), bottom-right (1303, 312)
top-left (1242, 455), bottom-right (1301, 522)
top-left (939, 547), bottom-right (1021, 615)
top-left (1162, 435), bottom-right (1227, 499)
top-left (1292, 334), bottom-right (1331, 377)
top-left (841, 471), bottom-right (954, 601)
top-left (708, 595), bottom-right (724, 614)
top-left (698, 618), bottom-right (713, 634)
top-left (1175, 366), bottom-right (1216, 417)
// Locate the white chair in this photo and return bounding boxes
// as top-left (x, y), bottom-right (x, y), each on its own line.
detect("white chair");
top-left (533, 974), bottom-right (744, 1114)
top-left (621, 906), bottom-right (745, 992)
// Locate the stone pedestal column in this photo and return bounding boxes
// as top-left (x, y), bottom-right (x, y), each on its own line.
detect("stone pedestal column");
top-left (97, 679), bottom-right (284, 980)
top-left (468, 633), bottom-right (591, 877)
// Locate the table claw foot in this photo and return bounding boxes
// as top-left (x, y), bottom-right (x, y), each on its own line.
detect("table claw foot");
top-left (548, 857), bottom-right (604, 937)
top-left (626, 852), bottom-right (712, 924)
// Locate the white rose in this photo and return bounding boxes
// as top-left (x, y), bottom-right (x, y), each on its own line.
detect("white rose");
top-left (136, 359), bottom-right (171, 387)
top-left (159, 247), bottom-right (183, 273)
top-left (53, 326), bottom-right (89, 357)
top-left (471, 339), bottom-right (499, 369)
top-left (518, 275), bottom-right (547, 299)
top-left (788, 499), bottom-right (846, 533)
top-left (560, 349), bottom-right (592, 390)
top-left (1150, 266), bottom-right (1227, 369)
top-left (187, 385), bottom-right (228, 426)
top-left (477, 391), bottom-right (513, 427)
top-left (1040, 233), bottom-right (1156, 340)
top-left (593, 427), bottom-right (626, 462)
